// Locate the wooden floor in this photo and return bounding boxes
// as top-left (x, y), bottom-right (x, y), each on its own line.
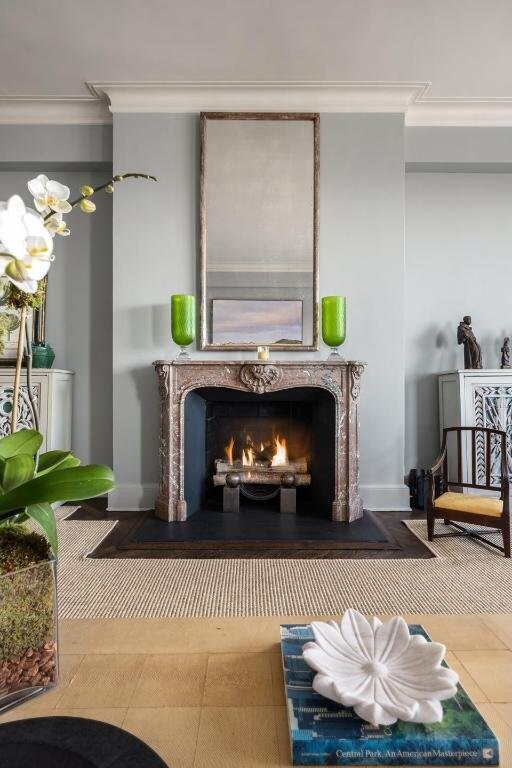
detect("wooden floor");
top-left (1, 614), bottom-right (511, 767)
top-left (73, 500), bottom-right (433, 559)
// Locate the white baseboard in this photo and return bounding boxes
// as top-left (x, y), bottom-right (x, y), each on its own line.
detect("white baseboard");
top-left (361, 484), bottom-right (411, 512)
top-left (108, 482), bottom-right (410, 513)
top-left (107, 483), bottom-right (158, 512)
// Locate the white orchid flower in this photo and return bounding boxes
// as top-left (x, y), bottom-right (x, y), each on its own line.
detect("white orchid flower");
top-left (0, 195), bottom-right (54, 293)
top-left (45, 212), bottom-right (70, 238)
top-left (27, 174), bottom-right (72, 216)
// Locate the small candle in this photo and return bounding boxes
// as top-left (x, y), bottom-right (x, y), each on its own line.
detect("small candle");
top-left (257, 346), bottom-right (269, 361)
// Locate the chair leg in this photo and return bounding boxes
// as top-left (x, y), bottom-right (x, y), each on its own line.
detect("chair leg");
top-left (443, 518), bottom-right (450, 525)
top-left (503, 522), bottom-right (511, 558)
top-left (427, 511), bottom-right (435, 541)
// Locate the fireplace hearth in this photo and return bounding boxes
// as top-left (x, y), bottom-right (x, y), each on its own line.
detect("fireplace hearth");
top-left (154, 359), bottom-right (365, 523)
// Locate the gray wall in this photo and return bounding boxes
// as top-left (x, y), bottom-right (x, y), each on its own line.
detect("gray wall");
top-left (405, 127), bottom-right (512, 169)
top-left (112, 114), bottom-right (199, 509)
top-left (319, 115), bottom-right (408, 510)
top-left (405, 171), bottom-right (512, 470)
top-left (5, 121), bottom-right (511, 511)
top-left (111, 112), bottom-right (410, 510)
top-left (0, 168), bottom-right (113, 467)
top-left (0, 125), bottom-right (113, 466)
top-left (0, 125), bottom-right (112, 168)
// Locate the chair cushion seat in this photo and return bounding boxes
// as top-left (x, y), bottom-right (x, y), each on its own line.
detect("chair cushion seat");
top-left (433, 491), bottom-right (503, 517)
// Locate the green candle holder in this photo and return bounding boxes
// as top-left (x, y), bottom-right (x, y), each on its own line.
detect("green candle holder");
top-left (322, 296), bottom-right (346, 360)
top-left (171, 294), bottom-right (195, 359)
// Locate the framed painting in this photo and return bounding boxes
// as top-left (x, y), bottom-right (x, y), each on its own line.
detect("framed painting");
top-left (211, 298), bottom-right (303, 345)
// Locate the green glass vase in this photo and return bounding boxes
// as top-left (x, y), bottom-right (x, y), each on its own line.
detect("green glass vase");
top-left (322, 296), bottom-right (346, 360)
top-left (171, 294), bottom-right (195, 358)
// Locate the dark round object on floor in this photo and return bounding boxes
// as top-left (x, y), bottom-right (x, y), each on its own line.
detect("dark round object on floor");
top-left (0, 716), bottom-right (168, 768)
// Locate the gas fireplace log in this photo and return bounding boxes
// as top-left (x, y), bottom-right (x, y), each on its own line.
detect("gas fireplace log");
top-left (213, 471), bottom-right (311, 487)
top-left (215, 459), bottom-right (308, 474)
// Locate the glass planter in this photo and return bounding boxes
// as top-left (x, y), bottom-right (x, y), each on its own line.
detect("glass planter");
top-left (0, 558), bottom-right (58, 714)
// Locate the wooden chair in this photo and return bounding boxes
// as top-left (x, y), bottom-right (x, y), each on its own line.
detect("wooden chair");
top-left (426, 426), bottom-right (510, 557)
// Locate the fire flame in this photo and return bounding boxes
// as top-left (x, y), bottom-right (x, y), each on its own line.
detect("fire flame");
top-left (242, 447), bottom-right (255, 466)
top-left (271, 435), bottom-right (288, 466)
top-left (223, 434), bottom-right (289, 466)
top-left (224, 436), bottom-right (234, 465)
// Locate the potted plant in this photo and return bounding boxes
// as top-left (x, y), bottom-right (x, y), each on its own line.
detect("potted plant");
top-left (0, 171), bottom-right (155, 714)
top-left (0, 428), bottom-right (114, 711)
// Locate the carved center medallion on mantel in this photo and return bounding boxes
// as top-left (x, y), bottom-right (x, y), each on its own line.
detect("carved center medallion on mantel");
top-left (239, 363), bottom-right (282, 394)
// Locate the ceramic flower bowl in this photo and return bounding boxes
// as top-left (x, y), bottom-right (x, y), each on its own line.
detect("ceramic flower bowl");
top-left (302, 609), bottom-right (459, 727)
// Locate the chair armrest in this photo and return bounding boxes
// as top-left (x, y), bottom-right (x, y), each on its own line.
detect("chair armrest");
top-left (502, 474), bottom-right (510, 516)
top-left (430, 446), bottom-right (447, 474)
top-left (425, 469), bottom-right (436, 509)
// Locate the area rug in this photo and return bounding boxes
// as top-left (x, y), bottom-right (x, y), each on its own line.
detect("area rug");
top-left (53, 508), bottom-right (512, 618)
top-left (403, 518), bottom-right (506, 561)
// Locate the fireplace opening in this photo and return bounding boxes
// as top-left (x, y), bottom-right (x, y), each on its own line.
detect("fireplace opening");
top-left (184, 386), bottom-right (335, 518)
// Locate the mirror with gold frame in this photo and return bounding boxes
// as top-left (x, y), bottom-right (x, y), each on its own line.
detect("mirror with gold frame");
top-left (199, 112), bottom-right (319, 351)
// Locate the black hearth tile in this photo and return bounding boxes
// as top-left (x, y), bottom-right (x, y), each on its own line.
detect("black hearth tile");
top-left (130, 508), bottom-right (389, 545)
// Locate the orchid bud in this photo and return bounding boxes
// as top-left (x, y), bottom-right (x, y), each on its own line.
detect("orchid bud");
top-left (105, 184), bottom-right (114, 193)
top-left (79, 199), bottom-right (96, 213)
top-left (80, 185), bottom-right (94, 197)
top-left (113, 175), bottom-right (123, 181)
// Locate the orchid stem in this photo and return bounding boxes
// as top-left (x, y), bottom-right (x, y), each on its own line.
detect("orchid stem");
top-left (11, 306), bottom-right (27, 433)
top-left (24, 320), bottom-right (39, 433)
top-left (43, 172), bottom-right (157, 221)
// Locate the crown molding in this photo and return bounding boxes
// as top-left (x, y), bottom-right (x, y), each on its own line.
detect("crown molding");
top-left (0, 96), bottom-right (112, 125)
top-left (88, 80), bottom-right (428, 114)
top-left (1, 83), bottom-right (512, 126)
top-left (89, 81), bottom-right (512, 126)
top-left (407, 97), bottom-right (512, 126)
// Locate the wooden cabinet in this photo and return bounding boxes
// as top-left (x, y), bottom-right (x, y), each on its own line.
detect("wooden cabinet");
top-left (438, 369), bottom-right (512, 486)
top-left (0, 368), bottom-right (73, 451)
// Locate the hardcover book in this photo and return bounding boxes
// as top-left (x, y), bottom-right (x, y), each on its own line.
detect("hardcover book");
top-left (281, 624), bottom-right (499, 766)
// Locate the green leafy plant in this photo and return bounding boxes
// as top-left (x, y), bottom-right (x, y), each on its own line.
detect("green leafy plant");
top-left (0, 428), bottom-right (115, 554)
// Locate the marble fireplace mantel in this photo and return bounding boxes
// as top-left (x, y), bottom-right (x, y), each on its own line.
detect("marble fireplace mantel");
top-left (153, 359), bottom-right (365, 523)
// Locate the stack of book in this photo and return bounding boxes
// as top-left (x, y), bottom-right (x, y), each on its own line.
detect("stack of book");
top-left (281, 624), bottom-right (499, 766)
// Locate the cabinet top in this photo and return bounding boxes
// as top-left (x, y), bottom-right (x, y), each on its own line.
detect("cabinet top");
top-left (438, 369), bottom-right (512, 376)
top-left (0, 368), bottom-right (74, 375)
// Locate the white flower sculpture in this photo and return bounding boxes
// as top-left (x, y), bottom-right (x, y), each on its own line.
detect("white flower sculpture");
top-left (303, 609), bottom-right (459, 727)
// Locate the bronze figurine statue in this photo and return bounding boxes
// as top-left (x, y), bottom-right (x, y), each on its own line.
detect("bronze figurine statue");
top-left (501, 337), bottom-right (511, 369)
top-left (457, 315), bottom-right (482, 369)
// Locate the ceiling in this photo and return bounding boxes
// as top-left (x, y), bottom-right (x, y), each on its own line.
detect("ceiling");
top-left (0, 0), bottom-right (510, 98)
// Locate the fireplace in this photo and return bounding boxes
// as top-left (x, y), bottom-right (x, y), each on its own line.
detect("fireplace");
top-left (184, 386), bottom-right (335, 518)
top-left (154, 360), bottom-right (365, 522)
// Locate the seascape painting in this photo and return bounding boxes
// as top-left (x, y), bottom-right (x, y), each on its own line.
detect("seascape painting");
top-left (211, 299), bottom-right (303, 345)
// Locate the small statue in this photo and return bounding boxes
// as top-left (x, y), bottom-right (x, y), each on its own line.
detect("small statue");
top-left (457, 315), bottom-right (483, 369)
top-left (501, 337), bottom-right (511, 369)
